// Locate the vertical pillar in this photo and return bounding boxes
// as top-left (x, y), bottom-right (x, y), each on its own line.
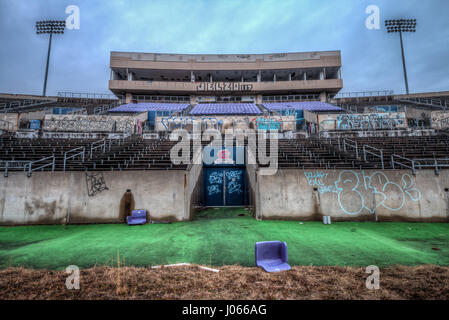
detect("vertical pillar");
top-left (191, 71), bottom-right (195, 82)
top-left (289, 73), bottom-right (292, 81)
top-left (257, 70), bottom-right (261, 82)
top-left (127, 69), bottom-right (134, 81)
top-left (303, 72), bottom-right (307, 81)
top-left (273, 74), bottom-right (276, 82)
top-left (125, 93), bottom-right (132, 104)
top-left (320, 92), bottom-right (327, 102)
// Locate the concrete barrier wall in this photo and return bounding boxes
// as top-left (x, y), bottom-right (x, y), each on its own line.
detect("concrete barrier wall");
top-left (258, 169), bottom-right (449, 222)
top-left (185, 148), bottom-right (203, 220)
top-left (0, 170), bottom-right (193, 225)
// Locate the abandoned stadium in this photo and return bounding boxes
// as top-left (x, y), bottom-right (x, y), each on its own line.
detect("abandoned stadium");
top-left (1, 51), bottom-right (449, 226)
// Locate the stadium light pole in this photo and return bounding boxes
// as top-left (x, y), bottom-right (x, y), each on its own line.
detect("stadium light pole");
top-left (36, 20), bottom-right (66, 96)
top-left (385, 19), bottom-right (417, 95)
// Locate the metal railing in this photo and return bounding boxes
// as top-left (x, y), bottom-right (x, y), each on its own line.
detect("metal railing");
top-left (363, 145), bottom-right (384, 169)
top-left (343, 138), bottom-right (359, 158)
top-left (1, 99), bottom-right (55, 113)
top-left (64, 146), bottom-right (85, 171)
top-left (333, 90), bottom-right (394, 99)
top-left (1, 160), bottom-right (30, 177)
top-left (89, 139), bottom-right (106, 158)
top-left (25, 155), bottom-right (55, 177)
top-left (391, 154), bottom-right (416, 175)
top-left (398, 97), bottom-right (449, 110)
top-left (58, 92), bottom-right (118, 100)
top-left (108, 135), bottom-right (128, 151)
top-left (414, 158), bottom-right (449, 175)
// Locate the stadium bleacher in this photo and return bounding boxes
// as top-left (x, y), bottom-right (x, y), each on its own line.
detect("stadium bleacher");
top-left (109, 102), bottom-right (190, 113)
top-left (189, 103), bottom-right (261, 115)
top-left (263, 101), bottom-right (343, 112)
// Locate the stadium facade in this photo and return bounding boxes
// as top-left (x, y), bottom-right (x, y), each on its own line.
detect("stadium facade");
top-left (108, 51), bottom-right (343, 104)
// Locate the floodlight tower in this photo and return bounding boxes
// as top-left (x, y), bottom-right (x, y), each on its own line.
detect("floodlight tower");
top-left (35, 20), bottom-right (66, 96)
top-left (385, 19), bottom-right (417, 95)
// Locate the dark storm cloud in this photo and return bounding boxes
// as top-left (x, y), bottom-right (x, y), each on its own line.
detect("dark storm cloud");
top-left (0, 0), bottom-right (448, 96)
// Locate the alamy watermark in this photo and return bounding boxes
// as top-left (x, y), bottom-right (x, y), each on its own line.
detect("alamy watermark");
top-left (65, 265), bottom-right (80, 290)
top-left (65, 5), bottom-right (80, 30)
top-left (170, 128), bottom-right (279, 176)
top-left (365, 5), bottom-right (380, 30)
top-left (365, 265), bottom-right (380, 290)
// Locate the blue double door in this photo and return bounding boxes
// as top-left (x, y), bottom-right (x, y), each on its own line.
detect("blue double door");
top-left (204, 167), bottom-right (245, 206)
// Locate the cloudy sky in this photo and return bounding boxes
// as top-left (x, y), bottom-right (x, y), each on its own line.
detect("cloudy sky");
top-left (0, 0), bottom-right (448, 96)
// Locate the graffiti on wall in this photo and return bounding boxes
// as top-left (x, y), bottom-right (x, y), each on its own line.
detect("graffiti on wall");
top-left (251, 117), bottom-right (282, 131)
top-left (304, 170), bottom-right (422, 215)
top-left (207, 171), bottom-right (223, 196)
top-left (431, 112), bottom-right (449, 130)
top-left (226, 170), bottom-right (243, 194)
top-left (161, 116), bottom-right (224, 131)
top-left (207, 184), bottom-right (221, 196)
top-left (85, 172), bottom-right (109, 197)
top-left (336, 113), bottom-right (406, 130)
top-left (44, 115), bottom-right (136, 133)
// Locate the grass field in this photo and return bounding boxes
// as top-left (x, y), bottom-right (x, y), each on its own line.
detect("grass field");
top-left (0, 208), bottom-right (448, 270)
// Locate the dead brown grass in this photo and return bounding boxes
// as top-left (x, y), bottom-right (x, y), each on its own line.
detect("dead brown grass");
top-left (1, 265), bottom-right (448, 300)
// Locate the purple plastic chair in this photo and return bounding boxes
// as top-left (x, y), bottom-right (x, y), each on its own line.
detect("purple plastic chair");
top-left (255, 241), bottom-right (291, 272)
top-left (127, 209), bottom-right (147, 225)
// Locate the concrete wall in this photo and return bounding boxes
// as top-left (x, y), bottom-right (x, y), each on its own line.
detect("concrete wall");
top-left (185, 148), bottom-right (203, 220)
top-left (315, 112), bottom-right (407, 132)
top-left (257, 169), bottom-right (449, 222)
top-left (246, 149), bottom-right (259, 217)
top-left (0, 170), bottom-right (199, 225)
top-left (431, 111), bottom-right (449, 130)
top-left (155, 115), bottom-right (295, 133)
top-left (43, 114), bottom-right (147, 133)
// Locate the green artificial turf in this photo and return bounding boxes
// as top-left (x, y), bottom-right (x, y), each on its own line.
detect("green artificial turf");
top-left (0, 208), bottom-right (448, 270)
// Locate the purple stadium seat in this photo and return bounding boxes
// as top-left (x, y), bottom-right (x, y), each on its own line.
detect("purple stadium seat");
top-left (127, 209), bottom-right (147, 225)
top-left (263, 101), bottom-right (343, 112)
top-left (255, 241), bottom-right (291, 272)
top-left (109, 103), bottom-right (189, 113)
top-left (189, 103), bottom-right (261, 115)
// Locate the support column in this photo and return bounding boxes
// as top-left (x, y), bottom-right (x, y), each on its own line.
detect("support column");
top-left (303, 72), bottom-right (307, 81)
top-left (125, 93), bottom-right (132, 104)
top-left (257, 70), bottom-right (261, 82)
top-left (320, 92), bottom-right (327, 102)
top-left (288, 73), bottom-right (292, 81)
top-left (127, 69), bottom-right (134, 81)
top-left (191, 71), bottom-right (195, 82)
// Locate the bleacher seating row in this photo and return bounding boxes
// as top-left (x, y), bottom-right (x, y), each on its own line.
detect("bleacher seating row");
top-left (1, 132), bottom-right (448, 173)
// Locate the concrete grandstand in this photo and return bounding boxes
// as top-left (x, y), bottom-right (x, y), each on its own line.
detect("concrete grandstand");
top-left (1, 50), bottom-right (449, 226)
